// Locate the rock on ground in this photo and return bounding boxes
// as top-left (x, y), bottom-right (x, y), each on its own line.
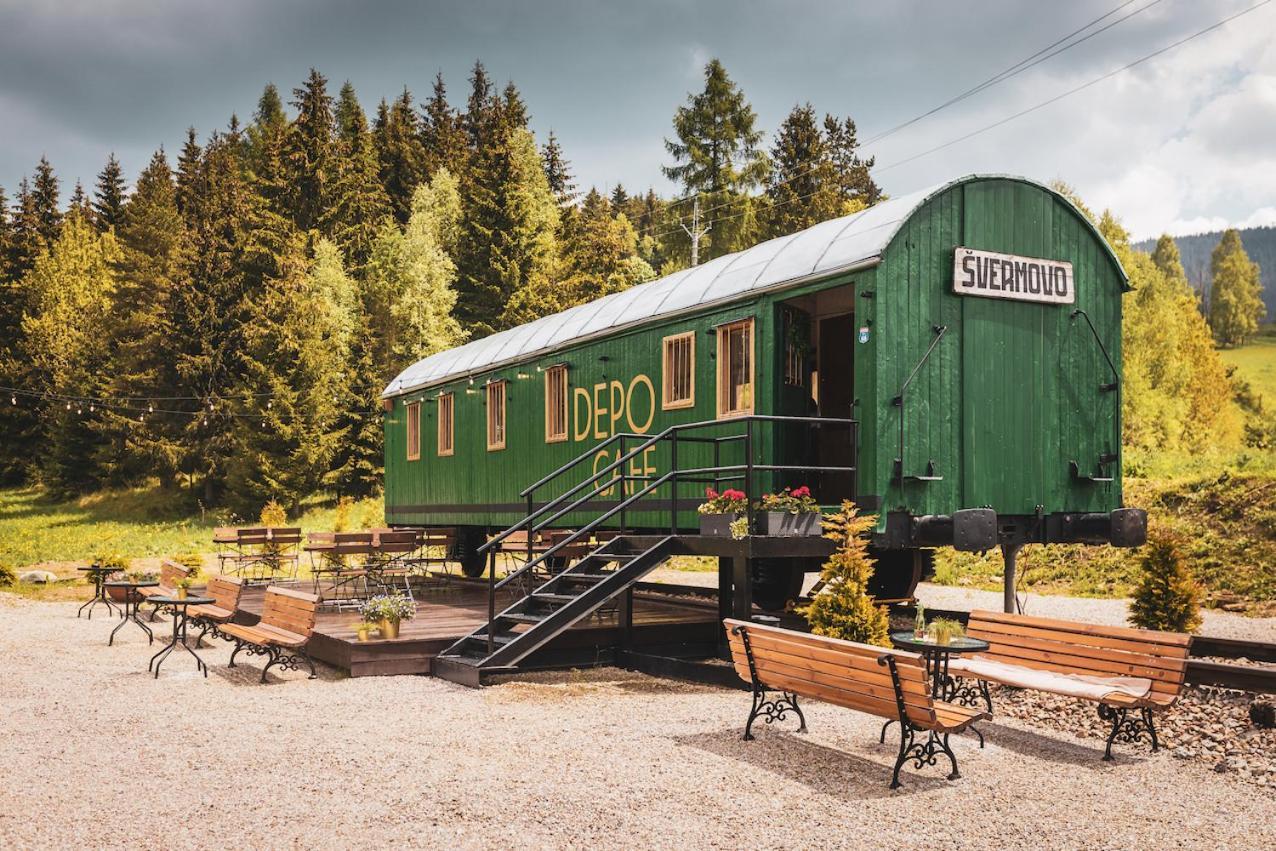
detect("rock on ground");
top-left (2, 599), bottom-right (1275, 850)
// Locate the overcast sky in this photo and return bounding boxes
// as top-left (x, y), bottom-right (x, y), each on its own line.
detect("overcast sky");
top-left (1, 0), bottom-right (1273, 240)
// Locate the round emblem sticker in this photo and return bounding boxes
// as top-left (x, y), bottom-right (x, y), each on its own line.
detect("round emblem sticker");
top-left (857, 326), bottom-right (870, 344)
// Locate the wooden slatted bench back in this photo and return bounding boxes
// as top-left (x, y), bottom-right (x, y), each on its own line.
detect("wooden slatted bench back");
top-left (333, 532), bottom-right (376, 556)
top-left (159, 560), bottom-right (191, 590)
top-left (965, 610), bottom-right (1190, 704)
top-left (260, 587), bottom-right (320, 639)
top-left (206, 575), bottom-right (244, 612)
top-left (724, 619), bottom-right (937, 728)
top-left (268, 527), bottom-right (303, 545)
top-left (235, 527), bottom-right (273, 546)
top-left (374, 530), bottom-right (421, 553)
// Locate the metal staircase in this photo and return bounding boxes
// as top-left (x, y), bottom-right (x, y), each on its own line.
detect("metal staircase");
top-left (431, 535), bottom-right (674, 686)
top-left (430, 413), bottom-right (857, 687)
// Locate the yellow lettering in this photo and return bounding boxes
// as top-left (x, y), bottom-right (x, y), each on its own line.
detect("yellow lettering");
top-left (626, 373), bottom-right (655, 433)
top-left (643, 446), bottom-right (657, 479)
top-left (609, 380), bottom-right (625, 436)
top-left (593, 448), bottom-right (613, 497)
top-left (573, 387), bottom-right (592, 442)
top-left (592, 382), bottom-right (608, 440)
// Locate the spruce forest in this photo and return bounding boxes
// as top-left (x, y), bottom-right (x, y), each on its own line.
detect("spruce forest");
top-left (0, 60), bottom-right (1266, 519)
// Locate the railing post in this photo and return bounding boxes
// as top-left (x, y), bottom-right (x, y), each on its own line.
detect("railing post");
top-left (618, 435), bottom-right (626, 536)
top-left (487, 547), bottom-right (495, 655)
top-left (744, 418), bottom-right (754, 537)
top-left (669, 430), bottom-right (679, 534)
top-left (526, 493), bottom-right (534, 582)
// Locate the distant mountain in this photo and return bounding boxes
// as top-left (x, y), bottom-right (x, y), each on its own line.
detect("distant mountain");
top-left (1134, 226), bottom-right (1276, 318)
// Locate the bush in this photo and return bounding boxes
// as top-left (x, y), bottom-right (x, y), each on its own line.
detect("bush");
top-left (798, 501), bottom-right (890, 647)
top-left (1128, 530), bottom-right (1203, 633)
top-left (0, 563), bottom-right (15, 587)
top-left (172, 551), bottom-right (204, 581)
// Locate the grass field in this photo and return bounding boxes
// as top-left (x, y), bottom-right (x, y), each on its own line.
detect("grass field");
top-left (1221, 332), bottom-right (1276, 405)
top-left (0, 485), bottom-right (383, 576)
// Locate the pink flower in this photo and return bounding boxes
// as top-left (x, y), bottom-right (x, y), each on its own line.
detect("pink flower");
top-left (793, 486), bottom-right (810, 498)
top-left (705, 487), bottom-right (718, 500)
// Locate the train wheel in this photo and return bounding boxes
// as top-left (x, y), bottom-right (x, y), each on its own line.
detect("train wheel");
top-left (866, 547), bottom-right (931, 601)
top-left (750, 558), bottom-right (806, 612)
top-left (454, 527), bottom-right (489, 578)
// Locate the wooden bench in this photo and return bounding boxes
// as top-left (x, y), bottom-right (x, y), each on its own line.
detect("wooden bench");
top-left (186, 575), bottom-right (244, 646)
top-left (221, 587), bottom-right (320, 682)
top-left (215, 526), bottom-right (302, 583)
top-left (138, 560), bottom-right (192, 618)
top-left (949, 610), bottom-right (1191, 759)
top-left (725, 618), bottom-right (988, 788)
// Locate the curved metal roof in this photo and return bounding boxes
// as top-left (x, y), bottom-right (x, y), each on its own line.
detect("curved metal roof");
top-left (384, 174), bottom-right (1120, 397)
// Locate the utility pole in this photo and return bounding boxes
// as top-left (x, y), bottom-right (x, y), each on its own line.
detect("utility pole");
top-left (681, 195), bottom-right (711, 266)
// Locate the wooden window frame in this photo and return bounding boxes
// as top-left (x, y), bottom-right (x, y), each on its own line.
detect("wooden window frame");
top-left (405, 401), bottom-right (421, 461)
top-left (716, 318), bottom-right (755, 419)
top-left (436, 393), bottom-right (454, 457)
top-left (486, 380), bottom-right (507, 452)
top-left (661, 331), bottom-right (696, 411)
top-left (544, 365), bottom-right (568, 443)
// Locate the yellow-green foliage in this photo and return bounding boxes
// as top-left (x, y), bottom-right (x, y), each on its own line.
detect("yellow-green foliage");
top-left (1129, 529), bottom-right (1203, 633)
top-left (799, 501), bottom-right (890, 647)
top-left (1099, 214), bottom-right (1241, 453)
top-left (1210, 229), bottom-right (1265, 348)
top-left (172, 551), bottom-right (204, 581)
top-left (259, 499), bottom-right (288, 527)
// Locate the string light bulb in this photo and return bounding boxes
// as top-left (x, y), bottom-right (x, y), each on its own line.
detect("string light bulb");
top-left (10, 395), bottom-right (15, 405)
top-left (148, 402), bottom-right (154, 413)
top-left (65, 402), bottom-right (72, 410)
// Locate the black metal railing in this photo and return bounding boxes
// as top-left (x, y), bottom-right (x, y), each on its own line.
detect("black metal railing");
top-left (475, 414), bottom-right (858, 650)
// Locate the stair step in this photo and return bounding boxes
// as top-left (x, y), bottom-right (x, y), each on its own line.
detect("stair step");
top-left (556, 573), bottom-right (611, 583)
top-left (531, 592), bottom-right (577, 603)
top-left (464, 632), bottom-right (517, 647)
top-left (498, 612), bottom-right (547, 624)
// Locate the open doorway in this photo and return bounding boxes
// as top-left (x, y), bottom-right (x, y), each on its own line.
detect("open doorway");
top-left (777, 284), bottom-right (857, 503)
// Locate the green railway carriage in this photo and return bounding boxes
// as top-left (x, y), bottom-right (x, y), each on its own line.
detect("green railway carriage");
top-left (382, 174), bottom-right (1146, 603)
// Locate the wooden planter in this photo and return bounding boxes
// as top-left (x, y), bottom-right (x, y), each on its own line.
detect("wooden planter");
top-left (757, 511), bottom-right (822, 537)
top-left (699, 513), bottom-right (743, 537)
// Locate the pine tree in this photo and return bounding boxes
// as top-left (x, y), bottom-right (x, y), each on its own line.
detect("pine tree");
top-left (541, 131), bottom-right (576, 206)
top-left (31, 156), bottom-right (62, 247)
top-left (662, 59), bottom-right (768, 260)
top-left (18, 211), bottom-right (119, 493)
top-left (457, 125), bottom-right (560, 335)
top-left (374, 90), bottom-right (427, 224)
top-left (823, 114), bottom-right (880, 209)
top-left (95, 150), bottom-right (189, 486)
top-left (1128, 529), bottom-right (1203, 633)
top-left (285, 68), bottom-right (336, 233)
top-left (420, 71), bottom-right (466, 178)
top-left (364, 170), bottom-right (466, 379)
top-left (225, 236), bottom-right (354, 514)
top-left (245, 86), bottom-right (289, 215)
top-left (68, 181), bottom-right (93, 223)
top-left (174, 128), bottom-right (202, 218)
top-left (1151, 234), bottom-right (1187, 287)
top-left (326, 82), bottom-right (390, 271)
top-left (93, 154), bottom-right (127, 231)
top-left (798, 501), bottom-right (890, 646)
top-left (1209, 229), bottom-right (1264, 347)
top-left (762, 103), bottom-right (841, 239)
top-left (462, 60), bottom-right (496, 149)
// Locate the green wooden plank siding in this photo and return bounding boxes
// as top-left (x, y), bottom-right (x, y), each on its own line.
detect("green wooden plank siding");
top-left (385, 176), bottom-right (1126, 534)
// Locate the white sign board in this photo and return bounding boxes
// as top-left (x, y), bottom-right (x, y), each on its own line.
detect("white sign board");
top-left (952, 246), bottom-right (1074, 305)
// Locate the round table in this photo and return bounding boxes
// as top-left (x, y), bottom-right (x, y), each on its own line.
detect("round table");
top-left (77, 564), bottom-right (120, 620)
top-left (148, 595), bottom-right (214, 678)
top-left (105, 580), bottom-right (159, 646)
top-left (886, 631), bottom-right (992, 748)
top-left (889, 631), bottom-right (990, 701)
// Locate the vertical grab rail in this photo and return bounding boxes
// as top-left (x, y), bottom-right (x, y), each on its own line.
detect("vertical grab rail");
top-left (1069, 309), bottom-right (1121, 481)
top-left (669, 430), bottom-right (679, 534)
top-left (893, 325), bottom-right (947, 482)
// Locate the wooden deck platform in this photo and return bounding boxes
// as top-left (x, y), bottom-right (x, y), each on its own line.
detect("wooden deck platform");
top-left (236, 580), bottom-right (721, 678)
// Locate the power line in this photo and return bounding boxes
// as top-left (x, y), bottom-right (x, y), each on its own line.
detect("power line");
top-left (650, 0), bottom-right (1160, 234)
top-left (642, 0), bottom-right (1272, 244)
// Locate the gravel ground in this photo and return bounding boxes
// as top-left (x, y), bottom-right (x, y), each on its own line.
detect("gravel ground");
top-left (2, 595), bottom-right (1274, 850)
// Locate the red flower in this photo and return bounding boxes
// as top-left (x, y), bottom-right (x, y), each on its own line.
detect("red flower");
top-left (705, 487), bottom-right (719, 500)
top-left (792, 486), bottom-right (811, 498)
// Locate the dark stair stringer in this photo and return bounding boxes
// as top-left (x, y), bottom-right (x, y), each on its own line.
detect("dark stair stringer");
top-left (432, 535), bottom-right (675, 686)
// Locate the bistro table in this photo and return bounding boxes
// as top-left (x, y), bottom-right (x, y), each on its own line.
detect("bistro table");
top-left (77, 563), bottom-right (120, 620)
top-left (148, 594), bottom-right (214, 678)
top-left (105, 580), bottom-right (158, 646)
top-left (885, 630), bottom-right (992, 746)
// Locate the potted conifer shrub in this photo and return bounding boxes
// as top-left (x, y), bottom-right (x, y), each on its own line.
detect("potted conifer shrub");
top-left (697, 487), bottom-right (748, 537)
top-left (797, 501), bottom-right (890, 646)
top-left (756, 486), bottom-right (822, 536)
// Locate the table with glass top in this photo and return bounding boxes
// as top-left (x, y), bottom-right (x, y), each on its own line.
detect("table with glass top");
top-left (77, 564), bottom-right (120, 620)
top-left (148, 594), bottom-right (214, 678)
top-left (885, 630), bottom-right (993, 746)
top-left (105, 580), bottom-right (159, 646)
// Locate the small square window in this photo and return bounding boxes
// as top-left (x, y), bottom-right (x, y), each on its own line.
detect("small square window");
top-left (486, 381), bottom-right (506, 451)
top-left (405, 401), bottom-right (421, 461)
top-left (662, 332), bottom-right (695, 410)
top-left (437, 393), bottom-right (454, 457)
